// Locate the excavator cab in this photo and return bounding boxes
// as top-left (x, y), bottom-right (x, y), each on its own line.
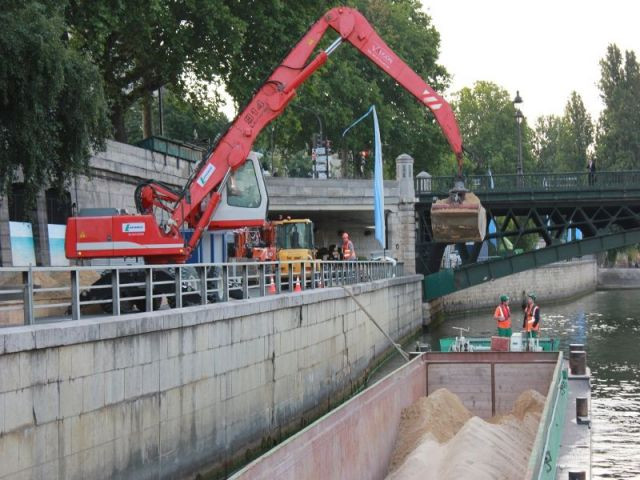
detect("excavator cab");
top-left (207, 153), bottom-right (269, 230)
top-left (430, 179), bottom-right (487, 243)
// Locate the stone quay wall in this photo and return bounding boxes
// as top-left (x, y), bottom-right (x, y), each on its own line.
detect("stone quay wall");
top-left (597, 267), bottom-right (640, 289)
top-left (438, 258), bottom-right (598, 315)
top-left (0, 275), bottom-right (422, 480)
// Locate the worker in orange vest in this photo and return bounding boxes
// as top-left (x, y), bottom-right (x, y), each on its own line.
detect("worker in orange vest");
top-left (494, 294), bottom-right (512, 337)
top-left (341, 232), bottom-right (356, 261)
top-left (523, 293), bottom-right (541, 338)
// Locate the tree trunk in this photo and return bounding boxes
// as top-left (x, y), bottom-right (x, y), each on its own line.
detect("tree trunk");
top-left (142, 92), bottom-right (153, 139)
top-left (111, 107), bottom-right (128, 143)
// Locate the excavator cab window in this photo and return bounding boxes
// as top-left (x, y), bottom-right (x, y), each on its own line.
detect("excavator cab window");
top-left (276, 223), bottom-right (313, 250)
top-left (227, 162), bottom-right (261, 208)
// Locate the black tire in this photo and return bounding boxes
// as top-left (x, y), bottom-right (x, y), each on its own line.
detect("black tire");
top-left (100, 300), bottom-right (135, 314)
top-left (100, 302), bottom-right (113, 314)
top-left (134, 298), bottom-right (161, 312)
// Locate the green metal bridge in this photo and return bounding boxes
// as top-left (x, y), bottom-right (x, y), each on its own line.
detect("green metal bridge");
top-left (416, 170), bottom-right (640, 300)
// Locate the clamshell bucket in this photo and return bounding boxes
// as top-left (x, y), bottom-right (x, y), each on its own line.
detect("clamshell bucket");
top-left (430, 181), bottom-right (486, 243)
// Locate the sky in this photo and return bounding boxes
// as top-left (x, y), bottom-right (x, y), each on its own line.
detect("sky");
top-left (421, 0), bottom-right (640, 122)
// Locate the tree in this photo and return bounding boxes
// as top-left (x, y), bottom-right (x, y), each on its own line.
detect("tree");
top-left (65, 0), bottom-right (244, 141)
top-left (453, 81), bottom-right (533, 175)
top-left (0, 1), bottom-right (109, 208)
top-left (225, 0), bottom-right (452, 177)
top-left (531, 93), bottom-right (593, 173)
top-left (532, 115), bottom-right (566, 172)
top-left (595, 44), bottom-right (640, 170)
top-left (125, 89), bottom-right (229, 146)
top-left (562, 92), bottom-right (594, 171)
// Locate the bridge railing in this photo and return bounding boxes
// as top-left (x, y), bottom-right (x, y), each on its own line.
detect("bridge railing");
top-left (417, 170), bottom-right (640, 196)
top-left (0, 260), bottom-right (402, 327)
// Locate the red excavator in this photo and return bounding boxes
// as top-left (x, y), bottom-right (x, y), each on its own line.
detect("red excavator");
top-left (65, 6), bottom-right (484, 267)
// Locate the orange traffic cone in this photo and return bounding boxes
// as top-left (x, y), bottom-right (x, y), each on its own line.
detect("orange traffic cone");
top-left (294, 276), bottom-right (302, 292)
top-left (268, 275), bottom-right (276, 294)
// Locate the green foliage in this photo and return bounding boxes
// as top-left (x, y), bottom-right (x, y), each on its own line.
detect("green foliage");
top-left (532, 115), bottom-right (565, 172)
top-left (125, 89), bottom-right (229, 146)
top-left (531, 93), bottom-right (593, 172)
top-left (563, 92), bottom-right (594, 171)
top-left (453, 81), bottom-right (534, 175)
top-left (65, 0), bottom-right (244, 141)
top-left (285, 150), bottom-right (314, 178)
top-left (225, 0), bottom-right (452, 177)
top-left (0, 1), bottom-right (109, 208)
top-left (596, 44), bottom-right (640, 170)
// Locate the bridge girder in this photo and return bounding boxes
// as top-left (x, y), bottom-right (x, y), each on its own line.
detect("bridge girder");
top-left (416, 200), bottom-right (640, 276)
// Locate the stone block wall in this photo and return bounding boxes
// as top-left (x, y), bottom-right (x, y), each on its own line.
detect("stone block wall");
top-left (75, 140), bottom-right (195, 214)
top-left (439, 258), bottom-right (598, 315)
top-left (597, 267), bottom-right (640, 289)
top-left (0, 275), bottom-right (422, 480)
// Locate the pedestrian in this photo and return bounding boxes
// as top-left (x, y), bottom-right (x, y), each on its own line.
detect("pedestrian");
top-left (341, 232), bottom-right (356, 261)
top-left (587, 159), bottom-right (596, 186)
top-left (494, 294), bottom-right (512, 337)
top-left (290, 225), bottom-right (300, 248)
top-left (523, 293), bottom-right (541, 339)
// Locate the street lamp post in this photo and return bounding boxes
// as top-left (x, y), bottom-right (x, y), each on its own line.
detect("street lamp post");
top-left (513, 90), bottom-right (524, 181)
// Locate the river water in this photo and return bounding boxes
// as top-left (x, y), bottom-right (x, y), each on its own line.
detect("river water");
top-left (373, 289), bottom-right (640, 479)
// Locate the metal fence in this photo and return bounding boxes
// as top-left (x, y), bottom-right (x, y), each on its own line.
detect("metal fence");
top-left (417, 170), bottom-right (640, 196)
top-left (0, 260), bottom-right (403, 326)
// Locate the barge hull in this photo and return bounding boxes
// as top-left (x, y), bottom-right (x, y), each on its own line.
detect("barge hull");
top-left (231, 352), bottom-right (563, 480)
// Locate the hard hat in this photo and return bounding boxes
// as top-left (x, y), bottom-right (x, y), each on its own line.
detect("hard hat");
top-left (500, 294), bottom-right (509, 302)
top-left (527, 292), bottom-right (537, 300)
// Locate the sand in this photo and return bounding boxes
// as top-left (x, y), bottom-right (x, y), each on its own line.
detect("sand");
top-left (387, 388), bottom-right (545, 480)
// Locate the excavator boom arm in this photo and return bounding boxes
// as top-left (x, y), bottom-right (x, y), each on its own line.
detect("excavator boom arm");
top-left (66, 6), bottom-right (465, 263)
top-left (171, 7), bottom-right (463, 256)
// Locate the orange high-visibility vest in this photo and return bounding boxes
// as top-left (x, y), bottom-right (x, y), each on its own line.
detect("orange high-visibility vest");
top-left (342, 240), bottom-right (354, 260)
top-left (524, 304), bottom-right (540, 332)
top-left (494, 304), bottom-right (511, 329)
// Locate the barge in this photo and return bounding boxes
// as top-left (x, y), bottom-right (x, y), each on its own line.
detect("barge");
top-left (230, 350), bottom-right (591, 479)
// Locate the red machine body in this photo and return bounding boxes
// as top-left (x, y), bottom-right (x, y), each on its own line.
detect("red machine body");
top-left (65, 6), bottom-right (464, 263)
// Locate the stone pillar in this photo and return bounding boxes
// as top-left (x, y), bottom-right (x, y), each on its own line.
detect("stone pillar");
top-left (396, 153), bottom-right (415, 202)
top-left (0, 194), bottom-right (12, 266)
top-left (32, 191), bottom-right (51, 266)
top-left (416, 171), bottom-right (432, 194)
top-left (389, 154), bottom-right (416, 274)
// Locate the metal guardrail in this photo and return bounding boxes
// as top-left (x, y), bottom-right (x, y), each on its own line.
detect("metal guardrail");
top-left (416, 170), bottom-right (640, 196)
top-left (423, 228), bottom-right (640, 301)
top-left (0, 260), bottom-right (403, 326)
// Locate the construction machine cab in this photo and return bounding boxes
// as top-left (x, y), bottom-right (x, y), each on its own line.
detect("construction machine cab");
top-left (207, 153), bottom-right (269, 230)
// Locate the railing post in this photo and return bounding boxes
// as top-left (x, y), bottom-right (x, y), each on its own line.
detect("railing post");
top-left (111, 268), bottom-right (120, 316)
top-left (199, 265), bottom-right (207, 305)
top-left (288, 262), bottom-right (294, 291)
top-left (221, 265), bottom-right (229, 302)
top-left (242, 264), bottom-right (249, 299)
top-left (311, 261), bottom-right (316, 289)
top-left (275, 262), bottom-right (282, 293)
top-left (258, 263), bottom-right (266, 297)
top-left (70, 268), bottom-right (80, 321)
top-left (145, 267), bottom-right (153, 311)
top-left (23, 267), bottom-right (34, 325)
top-left (299, 261), bottom-right (305, 290)
top-left (174, 266), bottom-right (183, 309)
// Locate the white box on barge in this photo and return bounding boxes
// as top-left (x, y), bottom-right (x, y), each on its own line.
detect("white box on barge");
top-left (230, 352), bottom-right (586, 480)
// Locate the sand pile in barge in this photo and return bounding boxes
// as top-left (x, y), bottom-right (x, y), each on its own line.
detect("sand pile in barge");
top-left (387, 388), bottom-right (545, 480)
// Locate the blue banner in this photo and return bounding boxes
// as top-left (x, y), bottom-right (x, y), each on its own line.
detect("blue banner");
top-left (342, 105), bottom-right (386, 249)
